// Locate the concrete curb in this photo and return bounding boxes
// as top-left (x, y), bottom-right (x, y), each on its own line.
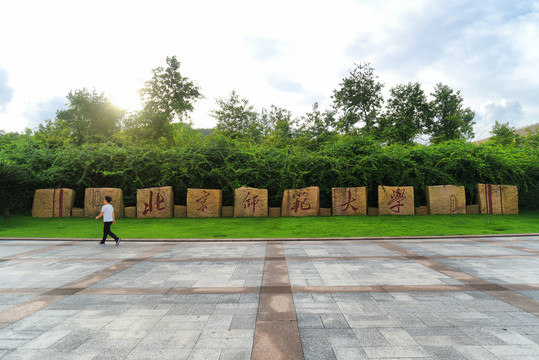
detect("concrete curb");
top-left (1, 233), bottom-right (538, 242)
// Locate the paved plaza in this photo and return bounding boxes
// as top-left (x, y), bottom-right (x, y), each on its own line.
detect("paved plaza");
top-left (0, 236), bottom-right (538, 359)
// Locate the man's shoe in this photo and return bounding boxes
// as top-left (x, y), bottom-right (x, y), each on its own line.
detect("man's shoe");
top-left (99, 242), bottom-right (105, 245)
top-left (115, 238), bottom-right (121, 246)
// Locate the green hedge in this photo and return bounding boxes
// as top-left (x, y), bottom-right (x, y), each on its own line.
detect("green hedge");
top-left (1, 133), bottom-right (538, 214)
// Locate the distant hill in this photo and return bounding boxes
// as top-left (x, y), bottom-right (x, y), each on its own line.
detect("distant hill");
top-left (474, 123), bottom-right (539, 144)
top-left (196, 128), bottom-right (214, 136)
top-left (515, 123), bottom-right (539, 136)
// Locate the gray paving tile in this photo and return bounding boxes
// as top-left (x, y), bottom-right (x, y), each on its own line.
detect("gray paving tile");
top-left (301, 337), bottom-right (336, 360)
top-left (218, 347), bottom-right (251, 360)
top-left (187, 347), bottom-right (221, 360)
top-left (333, 347), bottom-right (368, 360)
top-left (362, 345), bottom-right (430, 358)
top-left (230, 314), bottom-right (257, 330)
top-left (439, 258), bottom-right (539, 284)
top-left (1, 237), bottom-right (538, 359)
top-left (423, 345), bottom-right (467, 359)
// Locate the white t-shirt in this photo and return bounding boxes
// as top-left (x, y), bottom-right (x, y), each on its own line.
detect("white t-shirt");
top-left (101, 204), bottom-right (114, 222)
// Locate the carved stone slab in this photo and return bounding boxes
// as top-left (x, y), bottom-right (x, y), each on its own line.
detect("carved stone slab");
top-left (234, 187), bottom-right (268, 217)
top-left (187, 189), bottom-right (222, 218)
top-left (427, 185), bottom-right (466, 215)
top-left (85, 188), bottom-right (124, 218)
top-left (281, 187), bottom-right (320, 217)
top-left (137, 186), bottom-right (174, 218)
top-left (332, 187), bottom-right (367, 216)
top-left (476, 184), bottom-right (518, 215)
top-left (32, 188), bottom-right (75, 218)
top-left (378, 186), bottom-right (414, 215)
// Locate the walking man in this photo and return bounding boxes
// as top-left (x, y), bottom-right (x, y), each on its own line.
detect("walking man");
top-left (95, 196), bottom-right (121, 246)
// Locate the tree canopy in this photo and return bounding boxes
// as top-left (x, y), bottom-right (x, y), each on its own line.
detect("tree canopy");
top-left (130, 56), bottom-right (203, 141)
top-left (42, 88), bottom-right (124, 145)
top-left (2, 56), bottom-right (537, 216)
top-left (22, 57), bottom-right (487, 147)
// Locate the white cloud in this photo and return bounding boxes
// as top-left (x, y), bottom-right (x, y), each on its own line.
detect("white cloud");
top-left (245, 37), bottom-right (288, 62)
top-left (23, 96), bottom-right (67, 130)
top-left (473, 99), bottom-right (525, 140)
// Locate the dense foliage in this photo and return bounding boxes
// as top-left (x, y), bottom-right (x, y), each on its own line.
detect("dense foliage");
top-left (1, 57), bottom-right (537, 216)
top-left (1, 129), bottom-right (537, 215)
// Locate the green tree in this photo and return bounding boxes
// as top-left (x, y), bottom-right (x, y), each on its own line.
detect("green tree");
top-left (51, 88), bottom-right (124, 145)
top-left (299, 102), bottom-right (336, 143)
top-left (489, 121), bottom-right (516, 146)
top-left (211, 90), bottom-right (262, 142)
top-left (137, 56), bottom-right (203, 140)
top-left (427, 83), bottom-right (475, 143)
top-left (332, 62), bottom-right (384, 133)
top-left (0, 158), bottom-right (26, 216)
top-left (378, 82), bottom-right (431, 144)
top-left (520, 127), bottom-right (539, 147)
top-left (260, 105), bottom-right (298, 144)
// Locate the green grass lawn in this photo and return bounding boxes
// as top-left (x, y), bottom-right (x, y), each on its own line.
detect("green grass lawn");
top-left (1, 210), bottom-right (538, 239)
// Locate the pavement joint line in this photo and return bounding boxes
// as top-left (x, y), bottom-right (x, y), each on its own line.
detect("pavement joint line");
top-left (378, 240), bottom-right (539, 317)
top-left (468, 283), bottom-right (510, 291)
top-left (42, 287), bottom-right (85, 296)
top-left (0, 241), bottom-right (178, 326)
top-left (1, 233), bottom-right (538, 242)
top-left (488, 241), bottom-right (539, 254)
top-left (2, 283), bottom-right (539, 296)
top-left (0, 241), bottom-right (79, 260)
top-left (4, 253), bottom-right (539, 264)
top-left (260, 286), bottom-right (292, 294)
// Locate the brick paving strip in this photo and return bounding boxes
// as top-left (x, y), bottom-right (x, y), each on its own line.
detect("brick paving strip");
top-left (378, 241), bottom-right (539, 316)
top-left (0, 242), bottom-right (177, 328)
top-left (251, 241), bottom-right (304, 360)
top-left (1, 236), bottom-right (538, 358)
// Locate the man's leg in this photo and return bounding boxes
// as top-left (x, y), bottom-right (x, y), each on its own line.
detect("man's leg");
top-left (101, 222), bottom-right (112, 243)
top-left (106, 222), bottom-right (120, 244)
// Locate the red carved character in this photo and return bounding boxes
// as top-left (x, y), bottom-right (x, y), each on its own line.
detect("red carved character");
top-left (340, 190), bottom-right (358, 212)
top-left (243, 192), bottom-right (260, 213)
top-left (196, 191), bottom-right (211, 212)
top-left (291, 191), bottom-right (311, 213)
top-left (143, 191), bottom-right (166, 215)
top-left (388, 188), bottom-right (406, 213)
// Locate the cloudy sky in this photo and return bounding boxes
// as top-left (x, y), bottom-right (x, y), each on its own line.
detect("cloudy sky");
top-left (0, 0), bottom-right (538, 140)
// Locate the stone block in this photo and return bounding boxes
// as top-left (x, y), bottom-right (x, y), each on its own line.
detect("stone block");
top-left (427, 185), bottom-right (466, 215)
top-left (221, 206), bottom-right (234, 218)
top-left (281, 187), bottom-right (320, 217)
top-left (71, 207), bottom-right (84, 217)
top-left (84, 188), bottom-right (124, 218)
top-left (234, 187), bottom-right (268, 217)
top-left (187, 189), bottom-right (222, 218)
top-left (269, 207), bottom-right (281, 218)
top-left (125, 207), bottom-right (136, 218)
top-left (320, 208), bottom-right (332, 217)
top-left (32, 188), bottom-right (75, 218)
top-left (415, 206), bottom-right (429, 215)
top-left (476, 183), bottom-right (518, 215)
top-left (174, 205), bottom-right (187, 218)
top-left (466, 204), bottom-right (480, 214)
top-left (137, 186), bottom-right (174, 218)
top-left (332, 187), bottom-right (367, 216)
top-left (378, 186), bottom-right (415, 215)
top-left (367, 207), bottom-right (379, 216)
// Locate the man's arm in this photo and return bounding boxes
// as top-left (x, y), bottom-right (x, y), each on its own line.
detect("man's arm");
top-left (95, 211), bottom-right (104, 220)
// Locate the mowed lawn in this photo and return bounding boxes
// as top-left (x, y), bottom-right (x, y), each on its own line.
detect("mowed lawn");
top-left (1, 211), bottom-right (538, 239)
